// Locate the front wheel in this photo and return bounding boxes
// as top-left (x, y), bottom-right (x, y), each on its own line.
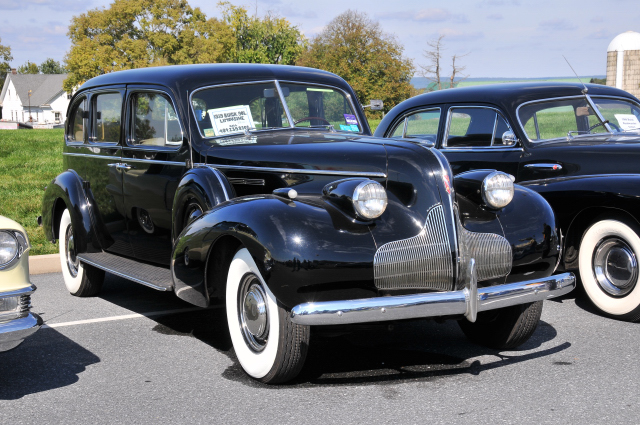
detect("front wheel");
top-left (579, 219), bottom-right (640, 322)
top-left (226, 248), bottom-right (309, 383)
top-left (458, 301), bottom-right (543, 350)
top-left (58, 209), bottom-right (105, 297)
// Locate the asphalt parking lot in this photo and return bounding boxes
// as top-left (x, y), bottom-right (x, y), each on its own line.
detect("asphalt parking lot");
top-left (1, 272), bottom-right (638, 424)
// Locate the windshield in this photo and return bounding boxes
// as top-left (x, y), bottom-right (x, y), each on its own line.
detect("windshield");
top-left (518, 96), bottom-right (640, 142)
top-left (191, 81), bottom-right (361, 140)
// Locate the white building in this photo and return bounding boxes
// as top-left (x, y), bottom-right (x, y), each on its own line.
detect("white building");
top-left (606, 31), bottom-right (640, 98)
top-left (0, 71), bottom-right (70, 126)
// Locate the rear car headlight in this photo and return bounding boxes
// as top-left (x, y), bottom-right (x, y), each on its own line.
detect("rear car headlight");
top-left (482, 171), bottom-right (514, 209)
top-left (353, 180), bottom-right (388, 219)
top-left (0, 231), bottom-right (20, 267)
top-left (0, 296), bottom-right (19, 314)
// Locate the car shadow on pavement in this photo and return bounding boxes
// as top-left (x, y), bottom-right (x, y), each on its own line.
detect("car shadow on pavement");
top-left (0, 328), bottom-right (100, 400)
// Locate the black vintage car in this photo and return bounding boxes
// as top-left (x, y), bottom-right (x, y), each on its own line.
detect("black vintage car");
top-left (376, 82), bottom-right (640, 322)
top-left (41, 64), bottom-right (574, 383)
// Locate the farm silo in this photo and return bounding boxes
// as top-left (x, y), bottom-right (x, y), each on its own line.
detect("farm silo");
top-left (606, 31), bottom-right (640, 98)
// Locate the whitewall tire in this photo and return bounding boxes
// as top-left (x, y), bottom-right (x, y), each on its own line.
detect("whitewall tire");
top-left (226, 248), bottom-right (309, 383)
top-left (58, 209), bottom-right (104, 297)
top-left (579, 219), bottom-right (640, 321)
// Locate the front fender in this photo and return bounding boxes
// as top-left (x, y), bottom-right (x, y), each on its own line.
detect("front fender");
top-left (171, 196), bottom-right (377, 309)
top-left (455, 171), bottom-right (559, 283)
top-left (41, 170), bottom-right (101, 253)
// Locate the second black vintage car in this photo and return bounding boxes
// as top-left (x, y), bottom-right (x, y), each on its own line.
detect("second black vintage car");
top-left (41, 64), bottom-right (574, 383)
top-left (376, 82), bottom-right (640, 322)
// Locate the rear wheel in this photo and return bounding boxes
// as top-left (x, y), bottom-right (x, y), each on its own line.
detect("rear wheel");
top-left (226, 248), bottom-right (309, 384)
top-left (458, 301), bottom-right (543, 350)
top-left (58, 209), bottom-right (105, 297)
top-left (579, 219), bottom-right (640, 322)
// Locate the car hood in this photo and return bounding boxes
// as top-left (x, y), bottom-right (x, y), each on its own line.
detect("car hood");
top-left (201, 129), bottom-right (387, 176)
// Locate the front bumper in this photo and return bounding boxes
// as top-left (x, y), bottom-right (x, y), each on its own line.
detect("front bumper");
top-left (0, 312), bottom-right (43, 352)
top-left (291, 260), bottom-right (575, 326)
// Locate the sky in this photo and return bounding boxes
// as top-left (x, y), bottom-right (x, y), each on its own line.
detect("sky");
top-left (1, 0), bottom-right (638, 79)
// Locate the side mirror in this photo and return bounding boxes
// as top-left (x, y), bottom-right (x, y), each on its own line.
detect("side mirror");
top-left (364, 100), bottom-right (384, 111)
top-left (501, 131), bottom-right (518, 146)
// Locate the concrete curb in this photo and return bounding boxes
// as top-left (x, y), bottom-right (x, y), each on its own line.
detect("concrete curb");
top-left (29, 253), bottom-right (62, 275)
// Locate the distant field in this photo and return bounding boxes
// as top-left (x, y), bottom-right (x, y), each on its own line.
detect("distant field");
top-left (0, 129), bottom-right (63, 255)
top-left (411, 76), bottom-right (605, 90)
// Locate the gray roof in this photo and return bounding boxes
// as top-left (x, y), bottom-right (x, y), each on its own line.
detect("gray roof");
top-left (0, 74), bottom-right (68, 107)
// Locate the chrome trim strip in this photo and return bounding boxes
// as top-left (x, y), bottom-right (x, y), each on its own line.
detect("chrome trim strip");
top-left (63, 152), bottom-right (186, 166)
top-left (516, 94), bottom-right (640, 143)
top-left (290, 272), bottom-right (576, 326)
top-left (439, 147), bottom-right (523, 153)
top-left (443, 106), bottom-right (514, 149)
top-left (228, 178), bottom-right (266, 186)
top-left (193, 163), bottom-right (386, 178)
top-left (275, 80), bottom-right (294, 127)
top-left (0, 284), bottom-right (36, 299)
top-left (78, 257), bottom-right (172, 292)
top-left (524, 163), bottom-right (563, 170)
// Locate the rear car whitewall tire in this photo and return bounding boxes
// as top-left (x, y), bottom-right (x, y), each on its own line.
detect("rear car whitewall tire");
top-left (58, 209), bottom-right (104, 297)
top-left (579, 219), bottom-right (640, 321)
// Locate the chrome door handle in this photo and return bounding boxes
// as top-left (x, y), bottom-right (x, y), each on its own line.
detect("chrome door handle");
top-left (116, 163), bottom-right (133, 170)
top-left (107, 163), bottom-right (133, 170)
top-left (524, 163), bottom-right (563, 171)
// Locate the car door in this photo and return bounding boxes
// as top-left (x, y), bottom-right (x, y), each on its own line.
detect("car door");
top-left (437, 106), bottom-right (522, 177)
top-left (68, 88), bottom-right (133, 257)
top-left (121, 87), bottom-right (190, 265)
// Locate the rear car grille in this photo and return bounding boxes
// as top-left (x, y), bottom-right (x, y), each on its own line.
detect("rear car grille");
top-left (374, 205), bottom-right (453, 291)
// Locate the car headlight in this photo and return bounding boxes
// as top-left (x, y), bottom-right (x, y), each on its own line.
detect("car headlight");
top-left (481, 171), bottom-right (515, 209)
top-left (353, 180), bottom-right (388, 219)
top-left (0, 231), bottom-right (20, 267)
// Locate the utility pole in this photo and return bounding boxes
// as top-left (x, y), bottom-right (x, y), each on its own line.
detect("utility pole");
top-left (28, 89), bottom-right (32, 122)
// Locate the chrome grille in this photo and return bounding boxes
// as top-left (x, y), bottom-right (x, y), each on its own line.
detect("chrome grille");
top-left (374, 205), bottom-right (453, 291)
top-left (459, 226), bottom-right (512, 281)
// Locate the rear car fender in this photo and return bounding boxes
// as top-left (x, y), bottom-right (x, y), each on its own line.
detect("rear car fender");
top-left (41, 170), bottom-right (99, 253)
top-left (171, 196), bottom-right (377, 309)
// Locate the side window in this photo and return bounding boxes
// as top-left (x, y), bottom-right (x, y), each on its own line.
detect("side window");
top-left (446, 107), bottom-right (497, 148)
top-left (390, 120), bottom-right (405, 137)
top-left (405, 109), bottom-right (441, 141)
top-left (67, 97), bottom-right (86, 143)
top-left (130, 92), bottom-right (182, 147)
top-left (92, 92), bottom-right (122, 144)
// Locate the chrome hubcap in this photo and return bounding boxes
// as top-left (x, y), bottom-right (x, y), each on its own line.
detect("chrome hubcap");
top-left (65, 225), bottom-right (79, 277)
top-left (593, 237), bottom-right (638, 297)
top-left (137, 208), bottom-right (154, 233)
top-left (238, 274), bottom-right (269, 352)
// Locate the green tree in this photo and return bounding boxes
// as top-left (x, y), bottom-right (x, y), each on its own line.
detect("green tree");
top-left (39, 58), bottom-right (67, 74)
top-left (297, 10), bottom-right (414, 116)
top-left (64, 0), bottom-right (234, 92)
top-left (219, 2), bottom-right (307, 65)
top-left (0, 38), bottom-right (12, 88)
top-left (18, 61), bottom-right (40, 74)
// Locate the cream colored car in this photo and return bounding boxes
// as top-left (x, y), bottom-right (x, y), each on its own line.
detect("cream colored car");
top-left (0, 215), bottom-right (41, 352)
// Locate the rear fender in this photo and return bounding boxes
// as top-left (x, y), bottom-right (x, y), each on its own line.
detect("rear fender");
top-left (41, 170), bottom-right (99, 253)
top-left (171, 196), bottom-right (377, 309)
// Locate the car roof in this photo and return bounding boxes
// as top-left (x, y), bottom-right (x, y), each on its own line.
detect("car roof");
top-left (78, 63), bottom-right (352, 94)
top-left (394, 81), bottom-right (640, 111)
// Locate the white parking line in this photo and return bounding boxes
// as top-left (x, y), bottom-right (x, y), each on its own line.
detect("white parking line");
top-left (42, 307), bottom-right (213, 329)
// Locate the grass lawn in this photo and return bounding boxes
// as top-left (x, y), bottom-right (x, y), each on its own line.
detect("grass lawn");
top-left (0, 129), bottom-right (63, 255)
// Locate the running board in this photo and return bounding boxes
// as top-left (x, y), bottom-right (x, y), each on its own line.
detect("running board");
top-left (77, 252), bottom-right (174, 291)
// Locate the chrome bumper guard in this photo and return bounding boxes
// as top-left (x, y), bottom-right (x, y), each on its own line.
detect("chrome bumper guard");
top-left (0, 312), bottom-right (43, 352)
top-left (290, 259), bottom-right (575, 326)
